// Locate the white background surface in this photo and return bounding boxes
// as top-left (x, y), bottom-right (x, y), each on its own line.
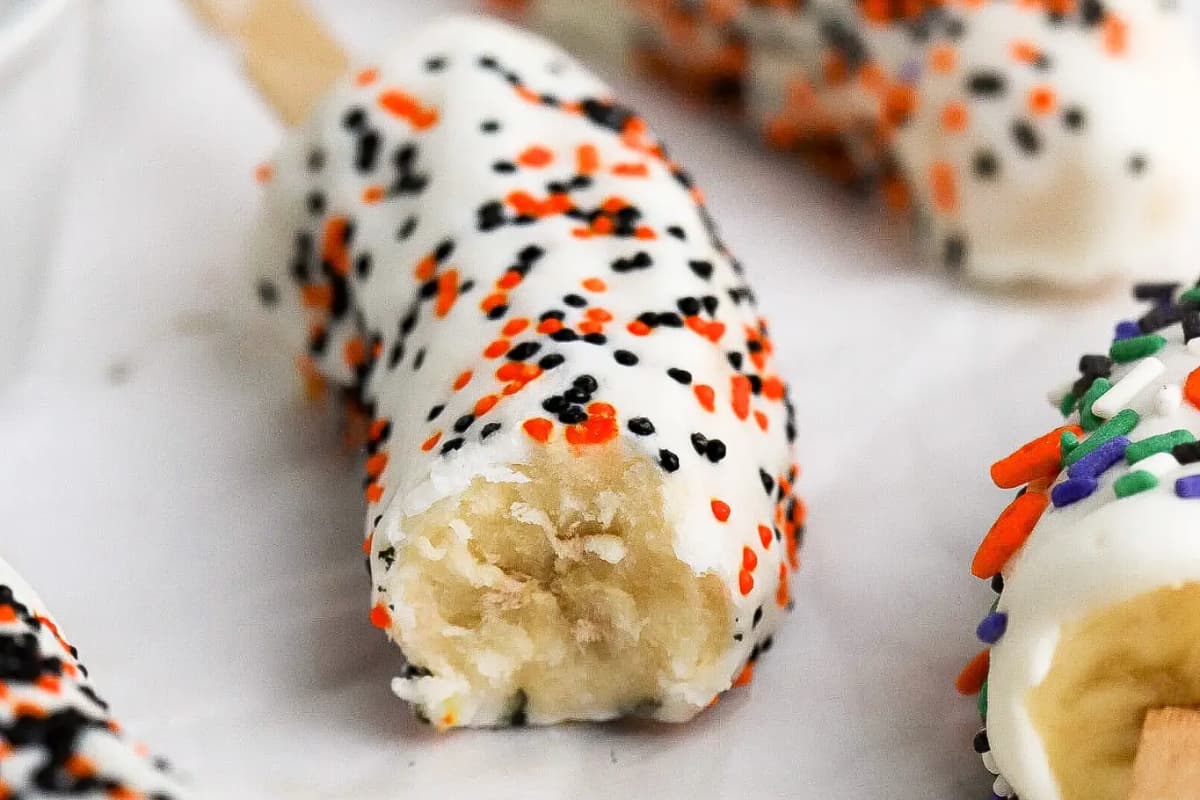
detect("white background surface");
top-left (0, 1), bottom-right (1154, 797)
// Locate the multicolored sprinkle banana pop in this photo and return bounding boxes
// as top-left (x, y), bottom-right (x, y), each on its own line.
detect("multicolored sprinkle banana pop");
top-left (959, 282), bottom-right (1200, 799)
top-left (497, 0), bottom-right (1200, 289)
top-left (247, 13), bottom-right (804, 728)
top-left (0, 556), bottom-right (185, 798)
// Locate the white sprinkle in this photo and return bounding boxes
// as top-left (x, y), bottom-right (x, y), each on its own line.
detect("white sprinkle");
top-left (993, 775), bottom-right (1012, 797)
top-left (1092, 357), bottom-right (1166, 419)
top-left (982, 751), bottom-right (999, 774)
top-left (1189, 337), bottom-right (1200, 357)
top-left (1133, 451), bottom-right (1180, 478)
top-left (1155, 383), bottom-right (1183, 416)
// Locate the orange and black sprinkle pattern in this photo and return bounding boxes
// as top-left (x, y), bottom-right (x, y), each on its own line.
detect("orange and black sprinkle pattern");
top-left (496, 0), bottom-right (1200, 285)
top-left (255, 16), bottom-right (803, 726)
top-left (0, 558), bottom-right (184, 799)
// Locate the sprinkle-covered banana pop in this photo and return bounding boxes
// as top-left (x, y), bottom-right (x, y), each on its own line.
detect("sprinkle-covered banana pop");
top-left (497, 0), bottom-right (1200, 289)
top-left (0, 556), bottom-right (185, 798)
top-left (252, 15), bottom-right (803, 728)
top-left (958, 282), bottom-right (1200, 799)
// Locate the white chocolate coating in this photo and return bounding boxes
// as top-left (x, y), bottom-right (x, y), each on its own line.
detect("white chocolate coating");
top-left (254, 16), bottom-right (802, 727)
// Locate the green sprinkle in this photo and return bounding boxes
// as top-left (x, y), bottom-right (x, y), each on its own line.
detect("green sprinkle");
top-left (1114, 470), bottom-right (1158, 498)
top-left (1079, 378), bottom-right (1112, 432)
top-left (1181, 287), bottom-right (1200, 307)
top-left (1060, 430), bottom-right (1079, 458)
top-left (1064, 409), bottom-right (1141, 467)
top-left (1058, 390), bottom-right (1079, 418)
top-left (1109, 334), bottom-right (1167, 364)
top-left (1126, 429), bottom-right (1196, 465)
top-left (978, 680), bottom-right (988, 719)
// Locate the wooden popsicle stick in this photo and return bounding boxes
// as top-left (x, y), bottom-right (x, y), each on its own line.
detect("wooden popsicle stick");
top-left (185, 0), bottom-right (349, 125)
top-left (1129, 708), bottom-right (1200, 800)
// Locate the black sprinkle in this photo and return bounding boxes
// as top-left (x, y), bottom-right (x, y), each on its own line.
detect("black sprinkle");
top-left (256, 279), bottom-right (279, 306)
top-left (426, 404), bottom-right (445, 422)
top-left (658, 449), bottom-right (680, 472)
top-left (973, 150), bottom-right (999, 179)
top-left (1062, 106), bottom-right (1086, 131)
top-left (688, 260), bottom-right (714, 280)
top-left (563, 294), bottom-right (588, 307)
top-left (440, 438), bottom-right (465, 455)
top-left (538, 353), bottom-right (565, 370)
top-left (614, 350), bottom-right (639, 366)
top-left (967, 71), bottom-right (1006, 97)
top-left (453, 415), bottom-right (475, 433)
top-left (481, 422), bottom-right (502, 439)
top-left (628, 417), bottom-right (655, 436)
top-left (667, 368), bottom-right (693, 384)
top-left (1011, 120), bottom-right (1040, 154)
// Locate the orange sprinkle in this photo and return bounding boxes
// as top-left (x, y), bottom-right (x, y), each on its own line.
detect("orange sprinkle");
top-left (762, 377), bottom-right (785, 401)
top-left (361, 533), bottom-right (373, 555)
top-left (627, 321), bottom-right (651, 337)
top-left (65, 755), bottom-right (95, 778)
top-left (587, 402), bottom-right (616, 418)
top-left (537, 318), bottom-right (564, 335)
top-left (738, 570), bottom-right (754, 596)
top-left (515, 85), bottom-right (540, 103)
top-left (776, 563), bottom-right (790, 608)
top-left (474, 394), bottom-right (499, 416)
top-left (929, 161), bottom-right (958, 213)
top-left (13, 702), bottom-right (45, 719)
top-left (634, 225), bottom-right (656, 240)
top-left (322, 216), bottom-right (351, 277)
top-left (578, 320), bottom-right (604, 335)
top-left (498, 269), bottom-right (523, 289)
top-left (582, 277), bottom-right (607, 293)
top-left (990, 425), bottom-right (1082, 488)
top-left (378, 89), bottom-right (439, 129)
top-left (481, 292), bottom-right (508, 313)
top-left (1010, 40), bottom-right (1039, 64)
top-left (1104, 13), bottom-right (1128, 56)
top-left (882, 175), bottom-right (911, 212)
top-left (435, 269), bottom-right (460, 318)
top-left (929, 44), bottom-right (957, 74)
top-left (107, 787), bottom-right (140, 800)
top-left (495, 362), bottom-right (524, 381)
top-left (484, 339), bottom-right (510, 359)
top-left (1027, 85), bottom-right (1056, 116)
top-left (365, 482), bottom-right (384, 503)
top-left (742, 546), bottom-right (758, 571)
top-left (601, 196), bottom-right (628, 214)
top-left (731, 375), bottom-right (751, 420)
top-left (754, 410), bottom-right (770, 432)
top-left (971, 491), bottom-right (1050, 578)
top-left (941, 101), bottom-right (968, 133)
top-left (523, 418), bottom-right (553, 443)
top-left (368, 418), bottom-right (390, 441)
top-left (612, 162), bottom-right (649, 177)
top-left (955, 649), bottom-right (990, 696)
top-left (0, 606), bottom-right (15, 623)
top-left (362, 185), bottom-right (385, 204)
top-left (518, 145), bottom-right (554, 168)
top-left (577, 144), bottom-right (600, 175)
top-left (35, 675), bottom-right (60, 694)
top-left (414, 254), bottom-right (437, 282)
top-left (365, 452), bottom-right (388, 478)
top-left (732, 663), bottom-right (754, 687)
top-left (254, 162), bottom-right (274, 183)
top-left (502, 318), bottom-right (530, 337)
top-left (711, 499), bottom-right (731, 522)
top-left (1182, 367), bottom-right (1200, 412)
top-left (369, 604), bottom-right (391, 629)
top-left (355, 67), bottom-right (380, 86)
top-left (344, 337), bottom-right (366, 368)
top-left (694, 384), bottom-right (716, 412)
top-left (759, 524), bottom-right (773, 549)
top-left (420, 432), bottom-right (442, 452)
top-left (452, 370), bottom-right (473, 391)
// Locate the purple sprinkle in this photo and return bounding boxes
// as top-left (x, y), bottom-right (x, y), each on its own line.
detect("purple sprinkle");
top-left (1051, 476), bottom-right (1099, 507)
top-left (1176, 475), bottom-right (1200, 498)
top-left (977, 611), bottom-right (1008, 645)
top-left (1114, 320), bottom-right (1141, 340)
top-left (1066, 436), bottom-right (1130, 480)
top-left (897, 58), bottom-right (922, 84)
